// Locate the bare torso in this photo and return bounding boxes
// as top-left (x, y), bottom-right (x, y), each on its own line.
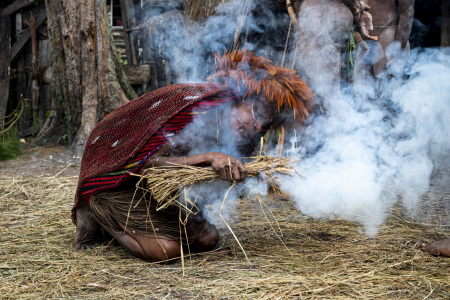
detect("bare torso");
top-left (367, 0), bottom-right (398, 36)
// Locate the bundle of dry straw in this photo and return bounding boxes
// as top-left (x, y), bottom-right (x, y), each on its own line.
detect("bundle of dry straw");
top-left (132, 156), bottom-right (298, 209)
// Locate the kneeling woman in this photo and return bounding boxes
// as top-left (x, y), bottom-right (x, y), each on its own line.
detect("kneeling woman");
top-left (72, 50), bottom-right (313, 262)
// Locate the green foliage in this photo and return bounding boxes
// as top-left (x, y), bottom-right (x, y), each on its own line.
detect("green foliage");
top-left (62, 134), bottom-right (68, 145)
top-left (347, 27), bottom-right (357, 75)
top-left (10, 69), bottom-right (17, 80)
top-left (0, 127), bottom-right (22, 161)
top-left (118, 51), bottom-right (128, 65)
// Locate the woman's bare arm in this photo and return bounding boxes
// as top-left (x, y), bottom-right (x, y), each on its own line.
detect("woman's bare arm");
top-left (139, 152), bottom-right (248, 182)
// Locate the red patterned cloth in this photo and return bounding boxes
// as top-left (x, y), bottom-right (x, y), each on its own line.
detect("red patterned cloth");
top-left (72, 83), bottom-right (237, 224)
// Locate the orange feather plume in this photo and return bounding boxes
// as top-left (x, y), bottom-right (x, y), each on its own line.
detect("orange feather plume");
top-left (207, 49), bottom-right (314, 123)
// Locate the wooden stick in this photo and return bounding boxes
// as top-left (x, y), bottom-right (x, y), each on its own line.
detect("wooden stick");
top-left (281, 21), bottom-right (292, 68)
top-left (276, 126), bottom-right (285, 157)
top-left (286, 0), bottom-right (298, 25)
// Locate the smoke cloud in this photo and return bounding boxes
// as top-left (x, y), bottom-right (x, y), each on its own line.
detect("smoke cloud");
top-left (281, 48), bottom-right (450, 235)
top-left (141, 1), bottom-right (450, 234)
top-left (141, 0), bottom-right (289, 83)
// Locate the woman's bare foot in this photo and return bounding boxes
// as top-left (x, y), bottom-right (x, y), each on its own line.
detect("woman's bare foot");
top-left (421, 238), bottom-right (450, 257)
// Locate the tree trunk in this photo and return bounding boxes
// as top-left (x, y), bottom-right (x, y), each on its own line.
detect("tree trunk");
top-left (37, 0), bottom-right (137, 157)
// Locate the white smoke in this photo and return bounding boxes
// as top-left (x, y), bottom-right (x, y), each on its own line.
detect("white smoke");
top-left (141, 0), bottom-right (288, 83)
top-left (179, 177), bottom-right (267, 225)
top-left (281, 48), bottom-right (450, 235)
top-left (140, 1), bottom-right (286, 225)
top-left (166, 102), bottom-right (272, 225)
top-left (141, 1), bottom-right (450, 235)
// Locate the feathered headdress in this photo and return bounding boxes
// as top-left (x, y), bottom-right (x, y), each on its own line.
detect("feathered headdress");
top-left (207, 49), bottom-right (314, 123)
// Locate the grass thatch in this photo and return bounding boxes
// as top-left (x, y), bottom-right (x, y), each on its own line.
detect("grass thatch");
top-left (0, 148), bottom-right (449, 298)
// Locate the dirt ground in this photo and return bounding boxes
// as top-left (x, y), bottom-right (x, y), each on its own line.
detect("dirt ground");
top-left (0, 145), bottom-right (449, 299)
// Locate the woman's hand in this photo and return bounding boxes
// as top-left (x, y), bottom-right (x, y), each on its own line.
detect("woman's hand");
top-left (207, 152), bottom-right (247, 182)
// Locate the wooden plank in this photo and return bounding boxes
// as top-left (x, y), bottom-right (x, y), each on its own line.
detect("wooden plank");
top-left (38, 39), bottom-right (51, 67)
top-left (0, 14), bottom-right (11, 126)
top-left (122, 64), bottom-right (151, 85)
top-left (1, 0), bottom-right (35, 16)
top-left (15, 12), bottom-right (23, 37)
top-left (10, 4), bottom-right (46, 64)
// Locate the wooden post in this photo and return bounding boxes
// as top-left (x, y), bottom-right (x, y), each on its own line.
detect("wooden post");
top-left (30, 12), bottom-right (40, 114)
top-left (120, 0), bottom-right (138, 65)
top-left (141, 32), bottom-right (158, 90)
top-left (0, 14), bottom-right (11, 128)
top-left (442, 0), bottom-right (450, 51)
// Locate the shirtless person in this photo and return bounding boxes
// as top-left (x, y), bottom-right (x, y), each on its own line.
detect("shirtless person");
top-left (293, 0), bottom-right (355, 106)
top-left (291, 0), bottom-right (413, 104)
top-left (292, 0), bottom-right (377, 107)
top-left (353, 0), bottom-right (414, 99)
top-left (72, 50), bottom-right (313, 262)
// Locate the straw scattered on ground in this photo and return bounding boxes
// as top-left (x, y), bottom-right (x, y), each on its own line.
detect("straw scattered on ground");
top-left (1, 146), bottom-right (449, 299)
